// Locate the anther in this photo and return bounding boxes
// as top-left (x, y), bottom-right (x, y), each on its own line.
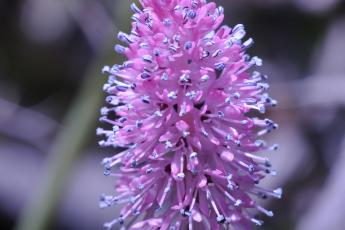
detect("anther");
top-left (217, 111), bottom-right (224, 118)
top-left (151, 151), bottom-right (158, 159)
top-left (102, 66), bottom-right (111, 74)
top-left (161, 72), bottom-right (168, 81)
top-left (242, 38), bottom-right (254, 50)
top-left (202, 50), bottom-right (210, 59)
top-left (225, 97), bottom-right (231, 104)
top-left (139, 42), bottom-right (149, 48)
top-left (190, 152), bottom-right (198, 159)
top-left (118, 216), bottom-right (124, 225)
top-left (270, 144), bottom-right (279, 151)
top-left (154, 111), bottom-right (163, 117)
top-left (130, 3), bottom-right (141, 13)
top-left (136, 120), bottom-right (143, 128)
top-left (251, 218), bottom-right (264, 226)
top-left (165, 141), bottom-right (173, 149)
top-left (186, 91), bottom-right (196, 100)
top-left (96, 128), bottom-right (104, 136)
top-left (187, 10), bottom-right (196, 19)
top-left (114, 44), bottom-right (126, 54)
top-left (251, 56), bottom-right (262, 66)
top-left (104, 167), bottom-right (111, 176)
top-left (201, 75), bottom-right (210, 82)
top-left (234, 199), bottom-right (242, 207)
top-left (273, 188), bottom-right (283, 199)
top-left (117, 31), bottom-right (133, 44)
top-left (233, 92), bottom-right (241, 99)
top-left (214, 62), bottom-right (225, 71)
top-left (177, 172), bottom-right (185, 180)
top-left (169, 45), bottom-right (178, 52)
top-left (154, 49), bottom-right (160, 56)
top-left (168, 91), bottom-right (177, 100)
top-left (191, 0), bottom-right (198, 8)
top-left (122, 61), bottom-right (134, 69)
top-left (131, 15), bottom-right (140, 22)
top-left (131, 160), bottom-right (138, 168)
top-left (179, 74), bottom-right (190, 84)
top-left (255, 140), bottom-right (265, 147)
top-left (142, 55), bottom-right (153, 63)
top-left (115, 85), bottom-right (128, 92)
top-left (141, 95), bottom-right (150, 104)
top-left (183, 131), bottom-right (190, 137)
top-left (184, 41), bottom-right (192, 50)
top-left (232, 24), bottom-right (246, 40)
top-left (257, 83), bottom-right (270, 90)
top-left (118, 117), bottom-right (127, 123)
top-left (201, 129), bottom-right (209, 137)
top-left (256, 205), bottom-right (274, 217)
top-left (141, 71), bottom-right (151, 79)
top-left (256, 206), bottom-right (274, 217)
top-left (106, 96), bottom-right (119, 105)
top-left (212, 49), bottom-right (222, 58)
top-left (173, 35), bottom-right (181, 42)
top-left (100, 107), bottom-right (109, 115)
top-left (216, 215), bottom-right (225, 224)
top-left (163, 18), bottom-right (172, 27)
top-left (217, 6), bottom-right (224, 15)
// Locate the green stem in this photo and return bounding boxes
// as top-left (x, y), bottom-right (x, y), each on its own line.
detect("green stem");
top-left (15, 54), bottom-right (105, 230)
top-left (15, 2), bottom-right (132, 230)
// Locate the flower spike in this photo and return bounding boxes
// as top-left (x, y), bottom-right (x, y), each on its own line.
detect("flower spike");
top-left (98, 1), bottom-right (281, 229)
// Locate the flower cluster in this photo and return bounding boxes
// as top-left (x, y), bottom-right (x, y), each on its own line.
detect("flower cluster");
top-left (98, 0), bottom-right (281, 229)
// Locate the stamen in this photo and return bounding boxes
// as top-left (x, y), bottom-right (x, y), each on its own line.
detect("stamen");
top-left (105, 96), bottom-right (120, 106)
top-left (142, 55), bottom-right (153, 63)
top-left (130, 3), bottom-right (141, 13)
top-left (212, 49), bottom-right (222, 58)
top-left (141, 95), bottom-right (151, 104)
top-left (158, 178), bottom-right (172, 207)
top-left (206, 189), bottom-right (225, 223)
top-left (187, 10), bottom-right (196, 19)
top-left (201, 74), bottom-right (210, 82)
top-left (256, 205), bottom-right (274, 217)
top-left (177, 155), bottom-right (185, 180)
top-left (232, 24), bottom-right (246, 40)
top-left (165, 141), bottom-right (173, 149)
top-left (191, 0), bottom-right (198, 8)
top-left (214, 62), bottom-right (225, 71)
top-left (118, 31), bottom-right (133, 44)
top-left (201, 128), bottom-right (209, 137)
top-left (141, 71), bottom-right (152, 79)
top-left (186, 91), bottom-right (197, 100)
top-left (270, 144), bottom-right (279, 151)
top-left (242, 38), bottom-right (254, 50)
top-left (184, 41), bottom-right (193, 50)
top-left (114, 44), bottom-right (126, 54)
top-left (168, 91), bottom-right (178, 100)
top-left (201, 50), bottom-right (210, 59)
top-left (251, 218), bottom-right (264, 226)
top-left (216, 6), bottom-right (224, 15)
top-left (163, 18), bottom-right (172, 27)
top-left (179, 73), bottom-right (190, 84)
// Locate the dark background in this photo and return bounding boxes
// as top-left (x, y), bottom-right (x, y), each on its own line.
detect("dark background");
top-left (1, 0), bottom-right (345, 229)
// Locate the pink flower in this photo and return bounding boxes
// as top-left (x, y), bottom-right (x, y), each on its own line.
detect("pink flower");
top-left (98, 0), bottom-right (281, 229)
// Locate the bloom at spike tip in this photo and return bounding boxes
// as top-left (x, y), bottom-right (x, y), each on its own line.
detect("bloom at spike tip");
top-left (98, 0), bottom-right (281, 229)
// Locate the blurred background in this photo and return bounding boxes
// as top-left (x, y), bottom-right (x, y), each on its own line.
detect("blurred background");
top-left (1, 0), bottom-right (345, 229)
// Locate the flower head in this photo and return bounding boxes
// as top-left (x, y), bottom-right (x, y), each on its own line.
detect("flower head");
top-left (98, 0), bottom-right (281, 229)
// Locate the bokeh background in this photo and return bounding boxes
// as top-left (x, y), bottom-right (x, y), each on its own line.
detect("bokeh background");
top-left (1, 0), bottom-right (345, 229)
